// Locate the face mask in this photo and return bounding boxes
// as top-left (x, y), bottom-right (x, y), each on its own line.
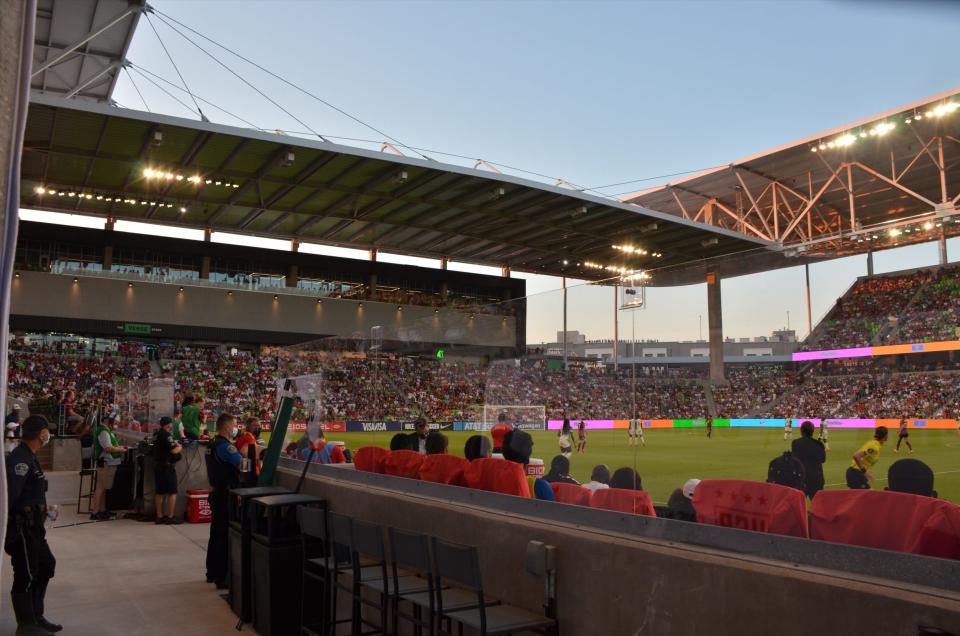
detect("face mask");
top-left (230, 427), bottom-right (238, 439)
top-left (40, 432), bottom-right (51, 447)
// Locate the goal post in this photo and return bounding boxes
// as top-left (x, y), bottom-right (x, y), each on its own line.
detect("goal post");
top-left (482, 404), bottom-right (547, 431)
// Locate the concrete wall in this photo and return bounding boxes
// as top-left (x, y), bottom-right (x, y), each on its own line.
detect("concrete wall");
top-left (278, 464), bottom-right (960, 635)
top-left (11, 270), bottom-right (516, 347)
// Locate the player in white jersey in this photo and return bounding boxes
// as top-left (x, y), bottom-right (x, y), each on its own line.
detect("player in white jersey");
top-left (818, 419), bottom-right (830, 451)
top-left (784, 419), bottom-right (793, 441)
top-left (628, 419), bottom-right (645, 446)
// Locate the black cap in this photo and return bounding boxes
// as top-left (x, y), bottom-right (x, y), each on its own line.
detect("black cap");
top-left (21, 415), bottom-right (49, 439)
top-left (159, 416), bottom-right (173, 427)
top-left (888, 459), bottom-right (935, 497)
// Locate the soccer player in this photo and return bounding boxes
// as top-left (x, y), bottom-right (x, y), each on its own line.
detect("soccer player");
top-left (818, 419), bottom-right (830, 451)
top-left (576, 421), bottom-right (587, 453)
top-left (706, 416), bottom-right (712, 439)
top-left (490, 413), bottom-right (512, 454)
top-left (557, 419), bottom-right (574, 458)
top-left (784, 419), bottom-right (793, 441)
top-left (628, 418), bottom-right (642, 446)
top-left (894, 418), bottom-right (913, 453)
top-left (846, 426), bottom-right (889, 489)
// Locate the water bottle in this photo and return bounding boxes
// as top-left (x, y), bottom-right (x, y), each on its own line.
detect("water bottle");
top-left (46, 504), bottom-right (60, 523)
top-left (240, 458), bottom-right (250, 473)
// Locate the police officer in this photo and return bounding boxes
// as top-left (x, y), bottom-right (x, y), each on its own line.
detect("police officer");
top-left (204, 412), bottom-right (242, 589)
top-left (5, 415), bottom-right (61, 635)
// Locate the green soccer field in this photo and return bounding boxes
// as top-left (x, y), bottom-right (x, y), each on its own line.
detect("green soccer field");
top-left (311, 429), bottom-right (960, 505)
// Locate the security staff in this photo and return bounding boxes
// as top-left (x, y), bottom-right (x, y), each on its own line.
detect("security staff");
top-left (204, 412), bottom-right (242, 589)
top-left (5, 415), bottom-right (62, 635)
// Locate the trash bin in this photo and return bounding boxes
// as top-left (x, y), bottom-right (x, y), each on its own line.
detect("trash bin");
top-left (228, 486), bottom-right (289, 623)
top-left (186, 489), bottom-right (212, 523)
top-left (249, 493), bottom-right (325, 636)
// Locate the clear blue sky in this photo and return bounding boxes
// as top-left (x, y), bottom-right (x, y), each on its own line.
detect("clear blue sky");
top-left (101, 0), bottom-right (960, 344)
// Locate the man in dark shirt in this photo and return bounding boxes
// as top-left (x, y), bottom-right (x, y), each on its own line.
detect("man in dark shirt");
top-left (791, 420), bottom-right (826, 499)
top-left (5, 415), bottom-right (62, 634)
top-left (153, 416), bottom-right (183, 524)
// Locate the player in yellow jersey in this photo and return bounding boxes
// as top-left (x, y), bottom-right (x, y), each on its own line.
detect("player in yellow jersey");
top-left (846, 426), bottom-right (888, 489)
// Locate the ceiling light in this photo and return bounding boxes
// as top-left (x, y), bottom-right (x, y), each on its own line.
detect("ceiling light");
top-left (179, 207), bottom-right (187, 214)
top-left (923, 221), bottom-right (934, 230)
top-left (73, 277), bottom-right (78, 283)
top-left (701, 238), bottom-right (719, 247)
top-left (34, 186), bottom-right (44, 194)
top-left (127, 282), bottom-right (134, 288)
top-left (178, 287), bottom-right (184, 292)
top-left (273, 295), bottom-right (278, 300)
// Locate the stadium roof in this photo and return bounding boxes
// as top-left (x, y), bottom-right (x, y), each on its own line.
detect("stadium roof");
top-left (624, 88), bottom-right (960, 262)
top-left (32, 0), bottom-right (144, 103)
top-left (20, 94), bottom-right (772, 282)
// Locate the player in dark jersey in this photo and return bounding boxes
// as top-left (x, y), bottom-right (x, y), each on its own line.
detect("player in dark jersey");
top-left (576, 421), bottom-right (587, 453)
top-left (894, 418), bottom-right (913, 453)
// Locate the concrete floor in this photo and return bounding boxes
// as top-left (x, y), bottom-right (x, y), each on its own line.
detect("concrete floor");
top-left (1, 472), bottom-right (249, 635)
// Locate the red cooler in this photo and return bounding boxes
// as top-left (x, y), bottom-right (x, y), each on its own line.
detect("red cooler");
top-left (187, 489), bottom-right (212, 523)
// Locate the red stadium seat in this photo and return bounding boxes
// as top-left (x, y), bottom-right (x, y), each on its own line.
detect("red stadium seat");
top-left (589, 488), bottom-right (656, 516)
top-left (353, 446), bottom-right (390, 474)
top-left (550, 483), bottom-right (592, 506)
top-left (419, 454), bottom-right (469, 486)
top-left (381, 450), bottom-right (424, 479)
top-left (810, 490), bottom-right (960, 559)
top-left (692, 480), bottom-right (808, 538)
top-left (462, 458), bottom-right (531, 498)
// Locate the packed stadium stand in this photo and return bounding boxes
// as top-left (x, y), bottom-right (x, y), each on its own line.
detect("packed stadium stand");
top-left (802, 263), bottom-right (960, 351)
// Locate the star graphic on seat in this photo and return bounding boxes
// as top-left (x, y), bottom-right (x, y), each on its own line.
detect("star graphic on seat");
top-left (727, 492), bottom-right (737, 501)
top-left (758, 497), bottom-right (768, 506)
top-left (743, 495), bottom-right (753, 503)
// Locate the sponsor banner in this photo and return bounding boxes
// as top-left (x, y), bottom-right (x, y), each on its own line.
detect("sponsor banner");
top-left (642, 420), bottom-right (674, 429)
top-left (613, 420), bottom-right (629, 429)
top-left (453, 421), bottom-right (485, 432)
top-left (547, 419), bottom-right (615, 430)
top-left (400, 422), bottom-right (454, 431)
top-left (261, 421), bottom-right (308, 432)
top-left (730, 419), bottom-right (786, 428)
top-left (877, 418), bottom-right (957, 430)
top-left (345, 421), bottom-right (404, 433)
top-left (512, 421), bottom-right (546, 431)
top-left (792, 346), bottom-right (872, 362)
top-left (321, 421), bottom-right (346, 433)
top-left (673, 419), bottom-right (707, 428)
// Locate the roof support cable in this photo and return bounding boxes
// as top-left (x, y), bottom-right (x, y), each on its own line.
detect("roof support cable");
top-left (130, 66), bottom-right (201, 118)
top-left (149, 13), bottom-right (328, 142)
top-left (123, 65), bottom-right (151, 113)
top-left (129, 62), bottom-right (264, 131)
top-left (144, 11), bottom-right (209, 122)
top-left (153, 8), bottom-right (434, 161)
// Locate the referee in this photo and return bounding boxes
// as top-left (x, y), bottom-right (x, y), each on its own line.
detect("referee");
top-left (5, 415), bottom-right (62, 634)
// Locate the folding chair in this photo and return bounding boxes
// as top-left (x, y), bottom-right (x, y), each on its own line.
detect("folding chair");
top-left (432, 538), bottom-right (557, 636)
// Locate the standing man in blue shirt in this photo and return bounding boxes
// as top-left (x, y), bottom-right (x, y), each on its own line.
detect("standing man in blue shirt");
top-left (204, 413), bottom-right (241, 589)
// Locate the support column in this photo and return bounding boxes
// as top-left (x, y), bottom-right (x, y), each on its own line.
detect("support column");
top-left (501, 266), bottom-right (511, 278)
top-left (103, 217), bottom-right (115, 270)
top-left (200, 227), bottom-right (212, 280)
top-left (939, 228), bottom-right (948, 266)
top-left (440, 257), bottom-right (448, 270)
top-left (706, 272), bottom-right (724, 382)
top-left (368, 248), bottom-right (377, 262)
top-left (287, 239), bottom-right (299, 287)
top-left (805, 263), bottom-right (812, 337)
top-left (613, 285), bottom-right (619, 371)
top-left (866, 250), bottom-right (874, 277)
top-left (562, 276), bottom-right (568, 371)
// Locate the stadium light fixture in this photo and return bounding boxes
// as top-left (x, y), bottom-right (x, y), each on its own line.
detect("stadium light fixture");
top-left (72, 277), bottom-right (78, 284)
top-left (700, 238), bottom-right (719, 247)
top-left (273, 295), bottom-right (279, 300)
top-left (14, 272), bottom-right (20, 278)
top-left (227, 291), bottom-right (233, 296)
top-left (178, 287), bottom-right (184, 293)
top-left (317, 298), bottom-right (322, 304)
top-left (127, 282), bottom-right (134, 288)
top-left (34, 186), bottom-right (44, 194)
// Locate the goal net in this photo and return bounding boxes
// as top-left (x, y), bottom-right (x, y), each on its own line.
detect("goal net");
top-left (481, 404), bottom-right (546, 431)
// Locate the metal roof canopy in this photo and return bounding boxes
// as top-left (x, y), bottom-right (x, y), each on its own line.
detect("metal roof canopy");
top-left (625, 88), bottom-right (960, 263)
top-left (19, 94), bottom-right (771, 283)
top-left (32, 0), bottom-right (144, 103)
